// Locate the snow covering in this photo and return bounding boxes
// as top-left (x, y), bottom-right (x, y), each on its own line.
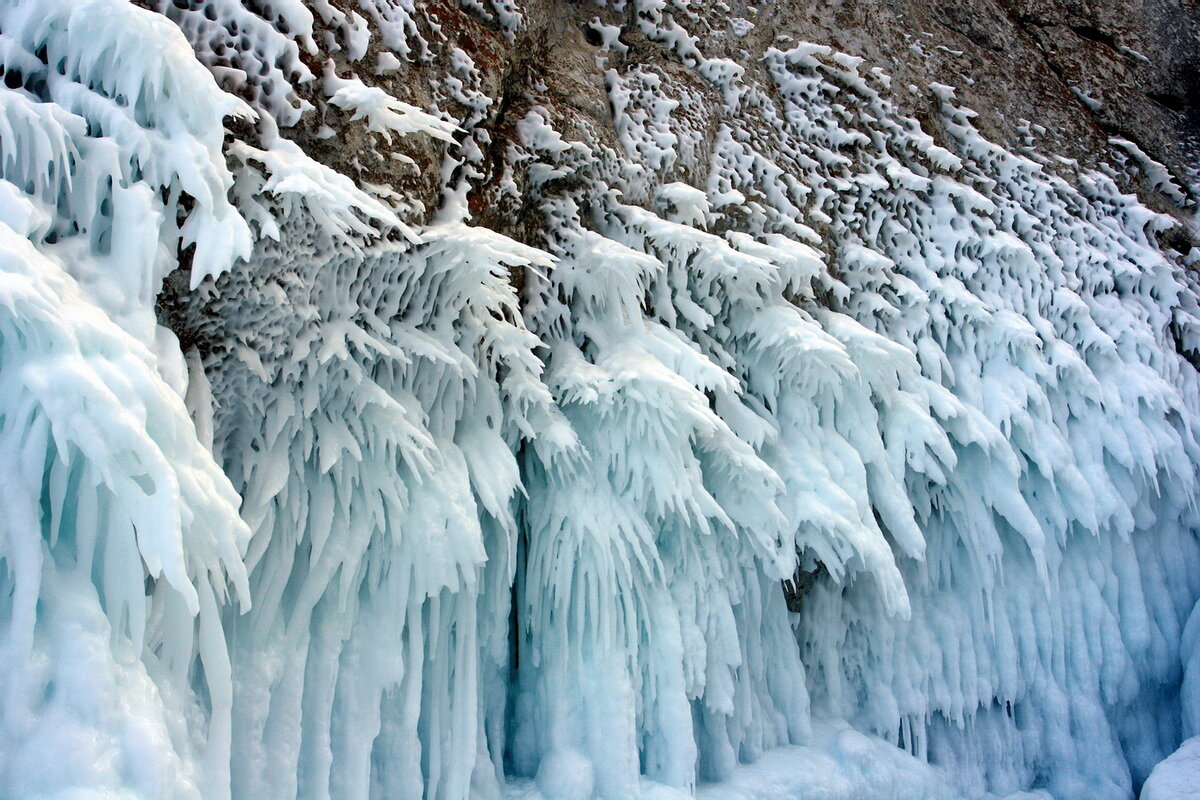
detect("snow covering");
top-left (1141, 737), bottom-right (1200, 800)
top-left (0, 2), bottom-right (1199, 800)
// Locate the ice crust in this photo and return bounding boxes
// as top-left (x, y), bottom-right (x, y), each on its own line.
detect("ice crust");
top-left (0, 1), bottom-right (1199, 800)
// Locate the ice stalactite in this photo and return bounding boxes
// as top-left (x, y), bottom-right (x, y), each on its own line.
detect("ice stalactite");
top-left (2, 1), bottom-right (1200, 799)
top-left (0, 1), bottom-right (258, 796)
top-left (746, 47), bottom-right (1200, 800)
top-left (0, 220), bottom-right (250, 800)
top-left (511, 166), bottom-right (810, 795)
top-left (193, 212), bottom-right (565, 800)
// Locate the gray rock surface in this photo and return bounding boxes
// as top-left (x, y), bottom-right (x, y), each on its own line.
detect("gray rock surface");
top-left (282, 0), bottom-right (1200, 226)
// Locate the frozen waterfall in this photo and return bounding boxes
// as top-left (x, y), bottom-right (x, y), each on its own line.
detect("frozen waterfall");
top-left (1, 1), bottom-right (1199, 799)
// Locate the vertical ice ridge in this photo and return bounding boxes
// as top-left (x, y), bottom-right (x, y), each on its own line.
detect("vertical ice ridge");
top-left (0, 221), bottom-right (250, 800)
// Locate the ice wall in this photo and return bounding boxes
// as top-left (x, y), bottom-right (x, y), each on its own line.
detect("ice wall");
top-left (0, 2), bottom-right (1198, 800)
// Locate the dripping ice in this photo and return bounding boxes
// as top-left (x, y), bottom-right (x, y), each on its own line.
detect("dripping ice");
top-left (0, 2), bottom-right (1198, 800)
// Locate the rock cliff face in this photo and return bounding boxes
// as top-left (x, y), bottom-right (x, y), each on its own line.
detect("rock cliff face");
top-left (160, 0), bottom-right (1200, 243)
top-left (4, 2), bottom-right (1200, 800)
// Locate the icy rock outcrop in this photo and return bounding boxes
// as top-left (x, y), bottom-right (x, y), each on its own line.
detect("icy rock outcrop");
top-left (1, 1), bottom-right (1199, 800)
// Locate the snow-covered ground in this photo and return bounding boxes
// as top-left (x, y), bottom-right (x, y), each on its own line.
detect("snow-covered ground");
top-left (505, 722), bottom-right (1055, 800)
top-left (1142, 737), bottom-right (1200, 800)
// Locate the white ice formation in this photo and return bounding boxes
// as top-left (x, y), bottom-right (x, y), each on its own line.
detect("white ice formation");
top-left (1, 1), bottom-right (1198, 800)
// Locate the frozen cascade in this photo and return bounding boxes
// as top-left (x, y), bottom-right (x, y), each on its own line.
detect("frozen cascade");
top-left (0, 1), bottom-right (1199, 800)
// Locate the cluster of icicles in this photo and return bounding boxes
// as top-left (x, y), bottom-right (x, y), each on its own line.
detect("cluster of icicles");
top-left (0, 1), bottom-right (1198, 799)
